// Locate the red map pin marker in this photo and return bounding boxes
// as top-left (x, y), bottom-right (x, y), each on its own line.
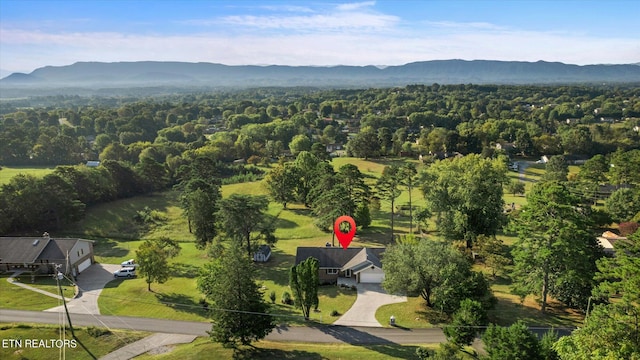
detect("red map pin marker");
top-left (334, 215), bottom-right (356, 249)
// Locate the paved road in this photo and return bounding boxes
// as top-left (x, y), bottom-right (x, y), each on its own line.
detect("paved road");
top-left (334, 283), bottom-right (406, 327)
top-left (0, 309), bottom-right (447, 344)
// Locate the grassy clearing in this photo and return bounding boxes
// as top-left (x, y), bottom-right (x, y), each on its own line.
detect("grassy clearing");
top-left (0, 323), bottom-right (148, 360)
top-left (0, 166), bottom-right (55, 185)
top-left (134, 338), bottom-right (453, 360)
top-left (0, 275), bottom-right (63, 310)
top-left (9, 273), bottom-right (75, 297)
top-left (376, 297), bottom-right (445, 329)
top-left (65, 192), bottom-right (192, 241)
top-left (487, 275), bottom-right (583, 328)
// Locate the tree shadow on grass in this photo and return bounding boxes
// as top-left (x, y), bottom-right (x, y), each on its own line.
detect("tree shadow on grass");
top-left (255, 250), bottom-right (296, 287)
top-left (307, 323), bottom-right (420, 359)
top-left (92, 238), bottom-right (130, 258)
top-left (155, 292), bottom-right (208, 319)
top-left (169, 263), bottom-right (201, 278)
top-left (272, 217), bottom-right (298, 229)
top-left (287, 208), bottom-right (313, 217)
top-left (102, 278), bottom-right (124, 290)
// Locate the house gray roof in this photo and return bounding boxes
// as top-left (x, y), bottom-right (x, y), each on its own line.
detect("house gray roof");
top-left (295, 247), bottom-right (385, 269)
top-left (0, 237), bottom-right (91, 264)
top-left (0, 237), bottom-right (50, 264)
top-left (341, 248), bottom-right (383, 273)
top-left (38, 238), bottom-right (81, 262)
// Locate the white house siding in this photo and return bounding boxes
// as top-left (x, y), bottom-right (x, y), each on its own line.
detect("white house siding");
top-left (70, 240), bottom-right (94, 274)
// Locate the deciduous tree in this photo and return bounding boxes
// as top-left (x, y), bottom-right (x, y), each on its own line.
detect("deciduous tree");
top-left (543, 155), bottom-right (568, 182)
top-left (421, 154), bottom-right (507, 248)
top-left (263, 162), bottom-right (298, 208)
top-left (382, 239), bottom-right (490, 313)
top-left (136, 237), bottom-right (181, 291)
top-left (443, 299), bottom-right (488, 347)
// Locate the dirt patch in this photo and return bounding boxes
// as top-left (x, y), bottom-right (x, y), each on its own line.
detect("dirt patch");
top-left (147, 345), bottom-right (175, 355)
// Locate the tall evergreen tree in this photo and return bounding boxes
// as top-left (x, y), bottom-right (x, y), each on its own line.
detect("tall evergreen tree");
top-left (289, 256), bottom-right (319, 320)
top-left (376, 164), bottom-right (403, 241)
top-left (511, 181), bottom-right (603, 312)
top-left (197, 244), bottom-right (274, 347)
top-left (218, 194), bottom-right (271, 257)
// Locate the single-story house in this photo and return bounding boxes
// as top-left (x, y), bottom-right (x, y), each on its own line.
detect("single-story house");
top-left (597, 231), bottom-right (626, 255)
top-left (0, 234), bottom-right (94, 276)
top-left (295, 247), bottom-right (385, 284)
top-left (495, 142), bottom-right (516, 152)
top-left (253, 244), bottom-right (272, 262)
top-left (85, 160), bottom-right (100, 167)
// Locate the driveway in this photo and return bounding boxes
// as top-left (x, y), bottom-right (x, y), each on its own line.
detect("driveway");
top-left (333, 283), bottom-right (406, 327)
top-left (44, 263), bottom-right (121, 315)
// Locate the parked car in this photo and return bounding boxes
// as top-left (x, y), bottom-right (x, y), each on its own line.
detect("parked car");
top-left (113, 267), bottom-right (136, 278)
top-left (121, 259), bottom-right (138, 267)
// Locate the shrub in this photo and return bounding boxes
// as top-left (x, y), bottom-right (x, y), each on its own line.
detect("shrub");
top-left (415, 347), bottom-right (434, 359)
top-left (619, 222), bottom-right (639, 237)
top-left (281, 291), bottom-right (293, 305)
top-left (330, 310), bottom-right (340, 316)
top-left (199, 298), bottom-right (209, 309)
top-left (269, 290), bottom-right (276, 304)
top-left (133, 206), bottom-right (167, 226)
top-left (86, 326), bottom-right (111, 338)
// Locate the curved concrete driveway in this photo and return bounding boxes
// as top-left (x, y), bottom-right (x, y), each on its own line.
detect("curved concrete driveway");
top-left (45, 263), bottom-right (121, 315)
top-left (333, 283), bottom-right (406, 327)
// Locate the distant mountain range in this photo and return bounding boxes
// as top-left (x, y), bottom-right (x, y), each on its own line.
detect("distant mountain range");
top-left (1, 60), bottom-right (639, 97)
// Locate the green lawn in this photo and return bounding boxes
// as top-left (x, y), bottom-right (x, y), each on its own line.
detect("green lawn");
top-left (9, 273), bottom-right (75, 297)
top-left (134, 338), bottom-right (459, 360)
top-left (0, 276), bottom-right (62, 310)
top-left (0, 166), bottom-right (55, 185)
top-left (376, 297), bottom-right (446, 329)
top-left (0, 323), bottom-right (148, 360)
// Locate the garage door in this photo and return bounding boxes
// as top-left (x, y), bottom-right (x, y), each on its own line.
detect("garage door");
top-left (77, 258), bottom-right (92, 273)
top-left (360, 272), bottom-right (384, 284)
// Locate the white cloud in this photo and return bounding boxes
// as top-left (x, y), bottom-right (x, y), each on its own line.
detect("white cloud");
top-left (336, 1), bottom-right (376, 11)
top-left (218, 12), bottom-right (398, 31)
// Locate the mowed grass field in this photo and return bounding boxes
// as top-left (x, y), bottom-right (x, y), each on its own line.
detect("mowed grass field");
top-left (1, 156), bottom-right (582, 329)
top-left (132, 338), bottom-right (473, 360)
top-left (0, 324), bottom-right (149, 360)
top-left (0, 166), bottom-right (55, 185)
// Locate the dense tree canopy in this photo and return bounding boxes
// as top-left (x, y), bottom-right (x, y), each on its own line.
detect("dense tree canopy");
top-left (420, 154), bottom-right (508, 247)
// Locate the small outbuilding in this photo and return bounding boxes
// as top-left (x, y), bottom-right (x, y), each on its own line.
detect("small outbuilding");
top-left (253, 245), bottom-right (272, 262)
